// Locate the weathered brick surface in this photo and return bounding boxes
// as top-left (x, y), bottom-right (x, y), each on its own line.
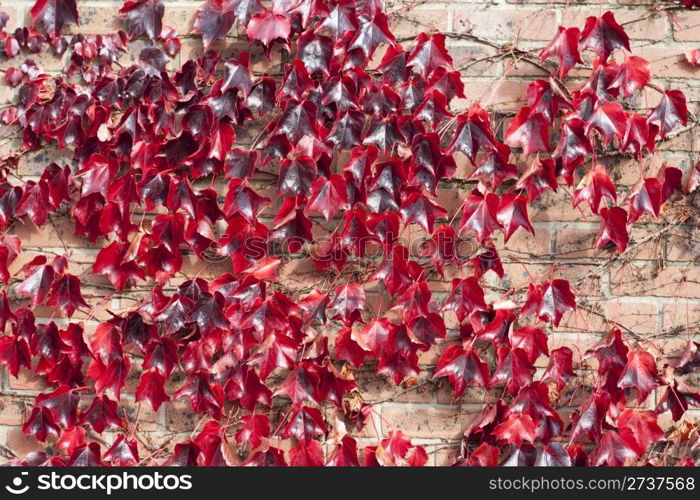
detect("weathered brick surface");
top-left (0, 0), bottom-right (698, 464)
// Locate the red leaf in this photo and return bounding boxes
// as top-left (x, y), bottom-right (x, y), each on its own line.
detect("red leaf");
top-left (46, 274), bottom-right (88, 317)
top-left (587, 101), bottom-right (627, 144)
top-left (580, 12), bottom-right (631, 62)
top-left (458, 191), bottom-right (501, 240)
top-left (570, 392), bottom-right (610, 443)
top-left (0, 335), bottom-right (32, 377)
top-left (406, 33), bottom-right (452, 77)
top-left (505, 108), bottom-right (550, 156)
top-left (104, 434), bottom-right (139, 466)
top-left (308, 174), bottom-right (350, 222)
top-left (497, 194), bottom-right (534, 242)
top-left (648, 89), bottom-right (688, 137)
top-left (247, 9), bottom-right (291, 46)
top-left (573, 164), bottom-right (617, 214)
top-left (591, 431), bottom-right (640, 466)
top-left (93, 241), bottom-right (145, 290)
top-left (595, 206), bottom-right (629, 253)
top-left (35, 385), bottom-right (80, 428)
top-left (434, 344), bottom-right (490, 396)
top-left (493, 413), bottom-right (537, 447)
top-left (135, 370), bottom-right (170, 411)
top-left (541, 346), bottom-right (575, 391)
top-left (349, 13), bottom-right (394, 58)
top-left (326, 436), bottom-right (360, 466)
top-left (235, 414), bottom-right (270, 449)
top-left (441, 277), bottom-right (488, 323)
top-left (30, 0), bottom-right (79, 36)
top-left (399, 189), bottom-right (447, 233)
top-left (330, 283), bottom-right (365, 326)
top-left (521, 279), bottom-right (576, 327)
top-left (289, 440), bottom-right (324, 466)
top-left (194, 0), bottom-right (236, 48)
top-left (23, 406), bottom-right (61, 442)
top-left (283, 406), bottom-right (326, 442)
top-left (628, 177), bottom-right (663, 222)
top-left (539, 26), bottom-right (582, 79)
top-left (617, 409), bottom-right (664, 452)
top-left (610, 56), bottom-right (650, 98)
top-left (80, 395), bottom-right (123, 433)
top-left (617, 349), bottom-right (658, 403)
top-left (119, 0), bottom-right (164, 40)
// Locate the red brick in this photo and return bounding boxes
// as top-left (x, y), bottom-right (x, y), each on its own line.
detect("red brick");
top-left (381, 404), bottom-right (476, 439)
top-left (390, 9), bottom-right (450, 39)
top-left (0, 396), bottom-right (28, 425)
top-left (667, 228), bottom-right (699, 262)
top-left (5, 428), bottom-right (42, 458)
top-left (673, 10), bottom-right (700, 42)
top-left (602, 300), bottom-right (659, 335)
top-left (661, 301), bottom-right (700, 331)
top-left (615, 264), bottom-right (700, 298)
top-left (453, 7), bottom-right (558, 41)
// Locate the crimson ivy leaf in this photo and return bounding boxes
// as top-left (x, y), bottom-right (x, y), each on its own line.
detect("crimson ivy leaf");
top-left (23, 406), bottom-right (61, 442)
top-left (326, 436), bottom-right (360, 467)
top-left (617, 349), bottom-right (658, 403)
top-left (434, 344), bottom-right (490, 396)
top-left (194, 0), bottom-right (236, 49)
top-left (406, 33), bottom-right (452, 77)
top-left (541, 346), bottom-right (575, 391)
top-left (587, 101), bottom-right (627, 144)
top-left (289, 440), bottom-right (324, 466)
top-left (595, 206), bottom-right (629, 253)
top-left (580, 12), bottom-right (631, 62)
top-left (330, 283), bottom-right (365, 326)
top-left (30, 0), bottom-right (79, 36)
top-left (497, 194), bottom-right (534, 243)
top-left (570, 392), bottom-right (610, 443)
top-left (16, 258), bottom-right (55, 307)
top-left (521, 279), bottom-right (576, 327)
top-left (647, 90), bottom-right (688, 137)
top-left (591, 431), bottom-right (640, 466)
top-left (458, 191), bottom-right (501, 240)
top-left (235, 414), bottom-right (270, 449)
top-left (104, 434), bottom-right (139, 466)
top-left (441, 277), bottom-right (488, 323)
top-left (493, 413), bottom-right (537, 447)
top-left (610, 56), bottom-right (650, 98)
top-left (93, 241), bottom-right (145, 291)
top-left (46, 274), bottom-right (88, 317)
top-left (283, 406), bottom-right (326, 442)
top-left (628, 177), bottom-right (663, 222)
top-left (0, 335), bottom-right (32, 377)
top-left (617, 409), bottom-right (664, 452)
top-left (247, 9), bottom-right (291, 46)
top-left (35, 385), bottom-right (80, 428)
top-left (135, 370), bottom-right (170, 411)
top-left (516, 157), bottom-right (558, 202)
top-left (539, 26), bottom-right (582, 79)
top-left (505, 108), bottom-right (550, 156)
top-left (308, 174), bottom-right (350, 222)
top-left (80, 395), bottom-right (123, 433)
top-left (119, 0), bottom-right (164, 40)
top-left (349, 13), bottom-right (395, 58)
top-left (573, 164), bottom-right (617, 214)
top-left (399, 189), bottom-right (447, 233)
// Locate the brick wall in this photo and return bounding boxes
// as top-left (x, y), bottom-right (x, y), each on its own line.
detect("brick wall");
top-left (0, 0), bottom-right (698, 465)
